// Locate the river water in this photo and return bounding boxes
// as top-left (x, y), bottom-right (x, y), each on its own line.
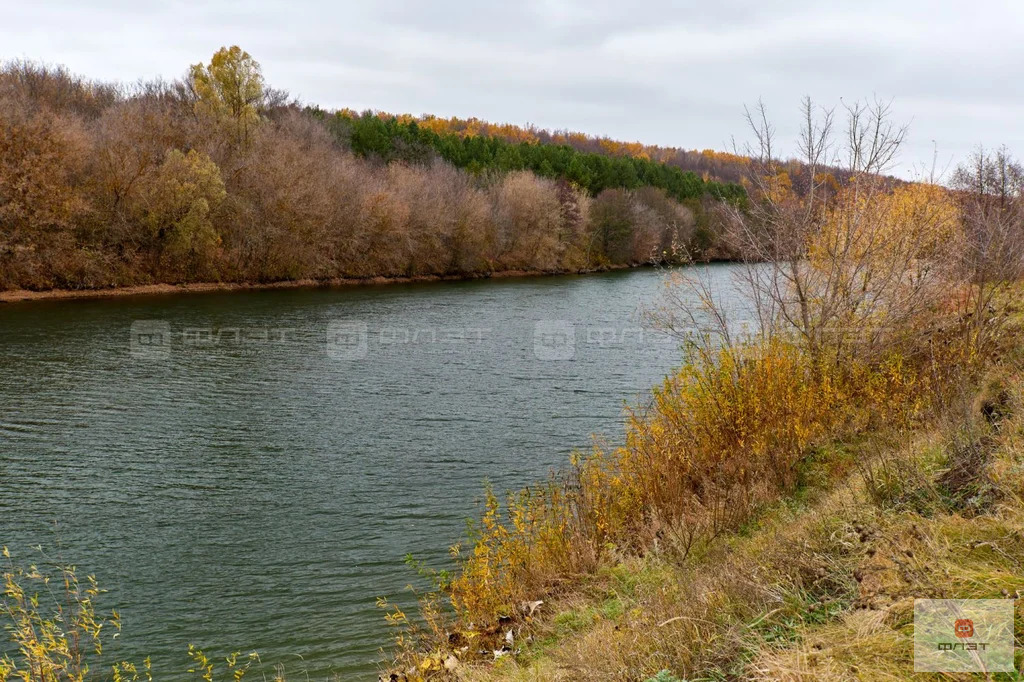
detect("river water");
top-left (0, 265), bottom-right (739, 679)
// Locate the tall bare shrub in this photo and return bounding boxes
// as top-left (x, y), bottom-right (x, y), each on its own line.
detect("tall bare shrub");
top-left (950, 148), bottom-right (1024, 352)
top-left (491, 171), bottom-right (563, 271)
top-left (724, 98), bottom-right (958, 364)
top-left (221, 112), bottom-right (343, 280)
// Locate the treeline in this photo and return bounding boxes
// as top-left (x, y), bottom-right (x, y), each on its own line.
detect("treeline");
top-left (337, 110), bottom-right (886, 197)
top-left (333, 111), bottom-right (759, 184)
top-left (0, 48), bottom-right (743, 293)
top-left (319, 110), bottom-right (747, 204)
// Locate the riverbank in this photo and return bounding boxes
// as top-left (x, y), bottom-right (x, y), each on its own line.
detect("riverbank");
top-left (453, 364), bottom-right (1024, 681)
top-left (0, 265), bottom-right (694, 680)
top-left (403, 346), bottom-right (1024, 681)
top-left (382, 278), bottom-right (1024, 681)
top-left (0, 264), bottom-right (641, 304)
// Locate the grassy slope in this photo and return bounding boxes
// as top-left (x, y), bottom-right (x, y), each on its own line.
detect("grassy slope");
top-left (454, 348), bottom-right (1024, 680)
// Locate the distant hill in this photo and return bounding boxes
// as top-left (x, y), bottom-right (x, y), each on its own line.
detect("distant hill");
top-left (312, 108), bottom-right (748, 205)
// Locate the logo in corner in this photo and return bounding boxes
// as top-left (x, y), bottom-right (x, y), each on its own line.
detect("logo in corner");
top-left (914, 598), bottom-right (1014, 672)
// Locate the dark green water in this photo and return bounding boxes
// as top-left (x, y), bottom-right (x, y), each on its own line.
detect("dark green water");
top-left (0, 266), bottom-right (738, 679)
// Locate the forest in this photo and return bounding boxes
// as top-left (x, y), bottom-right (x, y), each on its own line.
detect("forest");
top-left (0, 46), bottom-right (746, 293)
top-left (320, 110), bottom-right (747, 204)
top-left (332, 110), bottom-right (761, 185)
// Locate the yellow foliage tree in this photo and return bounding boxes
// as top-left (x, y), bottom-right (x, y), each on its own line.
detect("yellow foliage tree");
top-left (189, 46), bottom-right (264, 145)
top-left (133, 149), bottom-right (226, 275)
top-left (726, 98), bottom-right (964, 363)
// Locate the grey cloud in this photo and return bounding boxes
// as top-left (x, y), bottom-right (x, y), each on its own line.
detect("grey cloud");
top-left (3, 0), bottom-right (1023, 177)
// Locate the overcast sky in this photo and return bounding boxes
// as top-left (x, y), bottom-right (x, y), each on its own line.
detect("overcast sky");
top-left (5, 1), bottom-right (1023, 178)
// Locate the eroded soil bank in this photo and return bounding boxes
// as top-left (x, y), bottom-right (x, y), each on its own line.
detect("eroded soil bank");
top-left (0, 264), bottom-right (641, 303)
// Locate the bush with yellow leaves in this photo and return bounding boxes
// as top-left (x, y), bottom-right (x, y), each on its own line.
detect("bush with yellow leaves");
top-left (0, 547), bottom-right (274, 682)
top-left (0, 545), bottom-right (118, 682)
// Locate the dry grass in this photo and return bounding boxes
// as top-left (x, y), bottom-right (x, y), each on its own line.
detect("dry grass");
top-left (439, 332), bottom-right (947, 633)
top-left (444, 363), bottom-right (1024, 682)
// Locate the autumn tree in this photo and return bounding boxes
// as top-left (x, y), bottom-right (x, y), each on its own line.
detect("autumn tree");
top-left (722, 97), bottom-right (958, 363)
top-left (630, 186), bottom-right (695, 261)
top-left (189, 46), bottom-right (264, 146)
top-left (129, 149), bottom-right (226, 278)
top-left (90, 95), bottom-right (198, 248)
top-left (590, 189), bottom-right (634, 263)
top-left (0, 60), bottom-right (119, 118)
top-left (0, 95), bottom-right (91, 248)
top-left (555, 179), bottom-right (591, 270)
top-left (491, 171), bottom-right (563, 270)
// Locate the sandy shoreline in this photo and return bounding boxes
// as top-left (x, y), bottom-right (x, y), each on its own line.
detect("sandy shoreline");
top-left (0, 265), bottom-right (638, 304)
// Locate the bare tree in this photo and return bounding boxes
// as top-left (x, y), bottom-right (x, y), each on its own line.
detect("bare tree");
top-left (950, 147), bottom-right (1024, 349)
top-left (721, 97), bottom-right (952, 364)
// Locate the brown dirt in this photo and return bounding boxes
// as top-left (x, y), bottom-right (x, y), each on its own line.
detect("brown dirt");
top-left (0, 265), bottom-right (639, 304)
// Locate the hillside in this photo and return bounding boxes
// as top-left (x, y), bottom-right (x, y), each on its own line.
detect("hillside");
top-left (316, 109), bottom-right (747, 203)
top-left (0, 48), bottom-right (746, 295)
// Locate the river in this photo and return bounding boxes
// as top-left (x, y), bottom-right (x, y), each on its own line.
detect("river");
top-left (0, 265), bottom-right (740, 679)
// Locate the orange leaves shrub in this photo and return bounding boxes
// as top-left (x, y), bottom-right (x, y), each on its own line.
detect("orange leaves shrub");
top-left (449, 337), bottom-right (854, 623)
top-left (449, 480), bottom-right (595, 622)
top-left (0, 96), bottom-right (91, 246)
top-left (440, 98), bottom-right (1005, 655)
top-left (617, 338), bottom-right (837, 540)
top-left (445, 326), bottom-right (966, 626)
